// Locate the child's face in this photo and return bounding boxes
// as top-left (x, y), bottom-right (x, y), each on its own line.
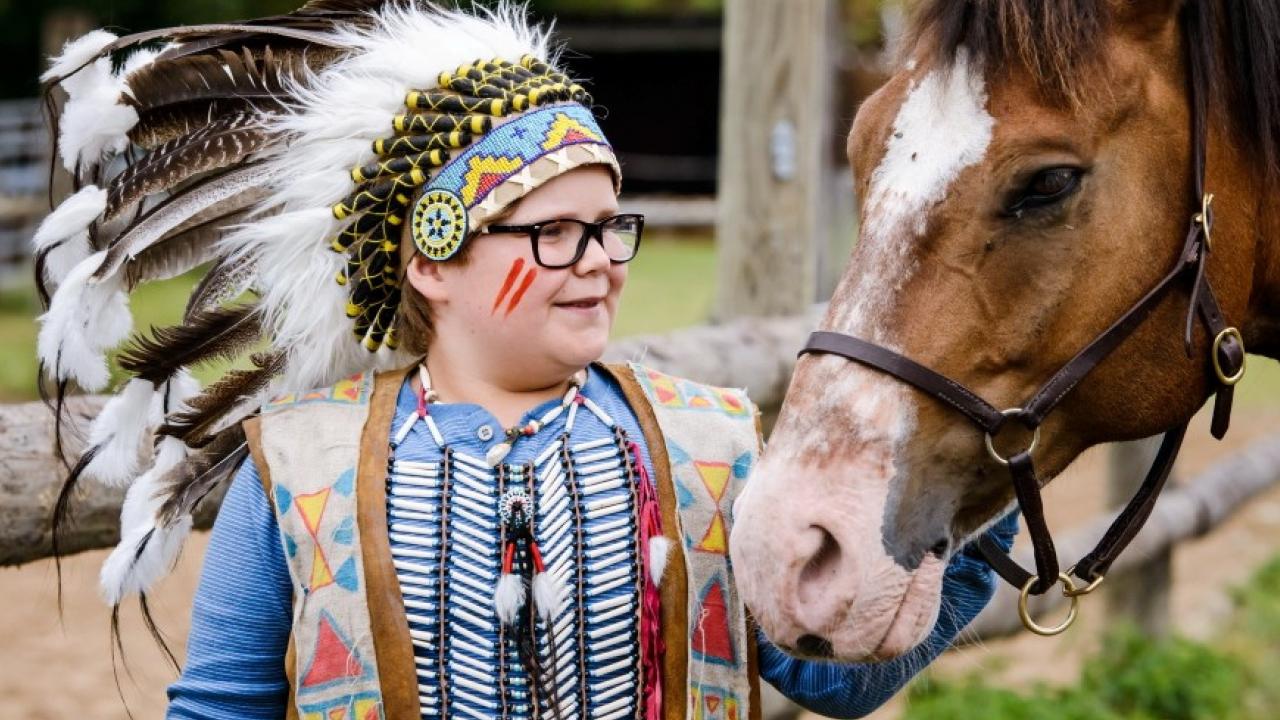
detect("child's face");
top-left (407, 165), bottom-right (627, 380)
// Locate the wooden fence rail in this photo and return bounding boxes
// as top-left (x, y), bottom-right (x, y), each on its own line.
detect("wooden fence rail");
top-left (3, 305), bottom-right (1276, 651)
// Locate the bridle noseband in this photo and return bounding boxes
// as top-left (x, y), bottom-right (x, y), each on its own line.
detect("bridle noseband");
top-left (800, 24), bottom-right (1248, 636)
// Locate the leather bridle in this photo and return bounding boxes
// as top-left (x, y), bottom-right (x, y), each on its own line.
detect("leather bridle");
top-left (799, 20), bottom-right (1249, 635)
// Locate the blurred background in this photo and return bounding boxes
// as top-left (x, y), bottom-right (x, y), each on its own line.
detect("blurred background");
top-left (2, 1), bottom-right (1279, 719)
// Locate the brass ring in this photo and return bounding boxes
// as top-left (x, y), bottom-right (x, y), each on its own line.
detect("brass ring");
top-left (1063, 565), bottom-right (1106, 597)
top-left (984, 408), bottom-right (1041, 467)
top-left (1018, 572), bottom-right (1080, 636)
top-left (1211, 327), bottom-right (1247, 386)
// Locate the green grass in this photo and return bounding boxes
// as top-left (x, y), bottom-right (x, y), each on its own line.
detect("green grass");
top-left (903, 555), bottom-right (1280, 720)
top-left (612, 234), bottom-right (716, 338)
top-left (0, 234), bottom-right (715, 402)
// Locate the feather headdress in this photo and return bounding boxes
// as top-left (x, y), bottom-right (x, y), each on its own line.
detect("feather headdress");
top-left (37, 0), bottom-right (617, 605)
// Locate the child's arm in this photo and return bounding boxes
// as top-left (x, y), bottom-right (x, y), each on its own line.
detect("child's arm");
top-left (756, 511), bottom-right (1019, 719)
top-left (167, 459), bottom-right (293, 719)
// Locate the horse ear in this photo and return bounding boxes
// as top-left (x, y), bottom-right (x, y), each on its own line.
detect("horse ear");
top-left (1111, 0), bottom-right (1183, 36)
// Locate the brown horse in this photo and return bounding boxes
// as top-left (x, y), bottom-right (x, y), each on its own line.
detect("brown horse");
top-left (731, 0), bottom-right (1280, 662)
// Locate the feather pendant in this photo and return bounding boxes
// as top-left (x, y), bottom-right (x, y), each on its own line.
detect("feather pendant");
top-left (99, 436), bottom-right (190, 605)
top-left (45, 24), bottom-right (350, 90)
top-left (32, 184), bottom-right (106, 289)
top-left (156, 422), bottom-right (249, 526)
top-left (123, 205), bottom-right (256, 289)
top-left (91, 162), bottom-right (278, 283)
top-left (184, 253), bottom-right (256, 320)
top-left (79, 370), bottom-right (201, 486)
top-left (37, 250), bottom-right (131, 391)
top-left (104, 112), bottom-right (271, 220)
top-left (40, 29), bottom-right (118, 84)
top-left (80, 378), bottom-right (156, 486)
top-left (159, 352), bottom-right (284, 446)
top-left (124, 46), bottom-right (316, 148)
top-left (125, 47), bottom-right (295, 116)
top-left (117, 303), bottom-right (262, 384)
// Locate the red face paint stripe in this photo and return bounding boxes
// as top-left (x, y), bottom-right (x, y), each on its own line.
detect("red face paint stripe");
top-left (491, 257), bottom-right (526, 314)
top-left (504, 267), bottom-right (537, 317)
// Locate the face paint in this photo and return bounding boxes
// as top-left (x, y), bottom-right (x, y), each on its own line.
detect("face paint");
top-left (504, 266), bottom-right (537, 317)
top-left (492, 257), bottom-right (526, 314)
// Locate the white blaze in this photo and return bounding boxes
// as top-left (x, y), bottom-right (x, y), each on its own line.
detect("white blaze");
top-left (837, 49), bottom-right (995, 338)
top-left (787, 50), bottom-right (996, 475)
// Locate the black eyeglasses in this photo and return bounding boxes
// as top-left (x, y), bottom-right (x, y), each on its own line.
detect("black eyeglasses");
top-left (482, 213), bottom-right (645, 269)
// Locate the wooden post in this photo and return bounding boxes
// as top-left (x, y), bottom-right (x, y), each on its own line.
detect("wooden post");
top-left (714, 0), bottom-right (840, 319)
top-left (1105, 437), bottom-right (1174, 637)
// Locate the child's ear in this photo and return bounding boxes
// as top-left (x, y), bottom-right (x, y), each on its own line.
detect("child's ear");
top-left (405, 253), bottom-right (450, 304)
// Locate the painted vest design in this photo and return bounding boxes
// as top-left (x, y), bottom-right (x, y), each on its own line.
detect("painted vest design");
top-left (246, 364), bottom-right (761, 720)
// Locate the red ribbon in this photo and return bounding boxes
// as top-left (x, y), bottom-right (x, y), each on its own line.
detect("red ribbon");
top-left (630, 441), bottom-right (664, 720)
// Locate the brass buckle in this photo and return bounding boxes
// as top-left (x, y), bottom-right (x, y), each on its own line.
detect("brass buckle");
top-left (1211, 327), bottom-right (1247, 386)
top-left (1018, 572), bottom-right (1080, 636)
top-left (1193, 193), bottom-right (1215, 250)
top-left (984, 408), bottom-right (1041, 467)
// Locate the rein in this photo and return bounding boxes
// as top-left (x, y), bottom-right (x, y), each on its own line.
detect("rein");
top-left (799, 18), bottom-right (1248, 636)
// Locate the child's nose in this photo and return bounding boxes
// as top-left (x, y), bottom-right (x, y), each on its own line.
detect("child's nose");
top-left (572, 233), bottom-right (612, 274)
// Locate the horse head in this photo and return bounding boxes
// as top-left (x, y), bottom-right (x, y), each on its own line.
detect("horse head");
top-left (731, 0), bottom-right (1280, 662)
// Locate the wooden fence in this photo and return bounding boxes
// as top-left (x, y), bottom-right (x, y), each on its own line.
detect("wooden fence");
top-left (0, 98), bottom-right (47, 273)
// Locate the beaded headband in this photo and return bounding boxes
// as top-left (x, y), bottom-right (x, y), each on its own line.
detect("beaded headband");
top-left (412, 103), bottom-right (619, 261)
top-left (328, 56), bottom-right (620, 353)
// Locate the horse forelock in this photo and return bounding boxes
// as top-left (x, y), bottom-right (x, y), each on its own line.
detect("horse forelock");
top-left (907, 0), bottom-right (1280, 182)
top-left (904, 0), bottom-right (1106, 105)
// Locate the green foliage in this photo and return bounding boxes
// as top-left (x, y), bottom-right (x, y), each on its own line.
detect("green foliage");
top-left (902, 555), bottom-right (1280, 720)
top-left (1080, 629), bottom-right (1242, 720)
top-left (906, 678), bottom-right (1118, 720)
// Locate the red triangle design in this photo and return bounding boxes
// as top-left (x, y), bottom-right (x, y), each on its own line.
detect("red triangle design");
top-left (691, 581), bottom-right (735, 664)
top-left (302, 615), bottom-right (365, 687)
top-left (561, 128), bottom-right (593, 144)
top-left (476, 172), bottom-right (508, 196)
top-left (706, 696), bottom-right (721, 713)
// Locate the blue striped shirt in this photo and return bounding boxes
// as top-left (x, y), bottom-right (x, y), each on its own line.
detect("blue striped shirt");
top-left (168, 368), bottom-right (1017, 719)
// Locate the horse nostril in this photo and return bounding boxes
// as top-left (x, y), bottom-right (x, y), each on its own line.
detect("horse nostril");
top-left (799, 525), bottom-right (842, 587)
top-left (796, 633), bottom-right (834, 659)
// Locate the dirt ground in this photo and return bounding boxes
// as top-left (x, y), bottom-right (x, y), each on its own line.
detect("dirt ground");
top-left (3, 374), bottom-right (1279, 719)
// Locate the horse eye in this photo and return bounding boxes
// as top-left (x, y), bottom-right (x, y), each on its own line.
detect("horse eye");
top-left (1007, 167), bottom-right (1083, 216)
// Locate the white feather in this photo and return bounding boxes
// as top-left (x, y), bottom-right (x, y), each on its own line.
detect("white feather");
top-left (33, 185), bottom-right (106, 285)
top-left (37, 251), bottom-right (132, 391)
top-left (531, 571), bottom-right (564, 622)
top-left (33, 185), bottom-right (106, 250)
top-left (118, 46), bottom-right (162, 81)
top-left (58, 57), bottom-right (138, 173)
top-left (81, 370), bottom-right (201, 487)
top-left (99, 436), bottom-right (191, 604)
top-left (494, 573), bottom-right (525, 625)
top-left (219, 2), bottom-right (554, 394)
top-left (648, 536), bottom-right (671, 586)
top-left (41, 231), bottom-right (91, 289)
top-left (82, 378), bottom-right (155, 486)
top-left (40, 29), bottom-right (117, 83)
